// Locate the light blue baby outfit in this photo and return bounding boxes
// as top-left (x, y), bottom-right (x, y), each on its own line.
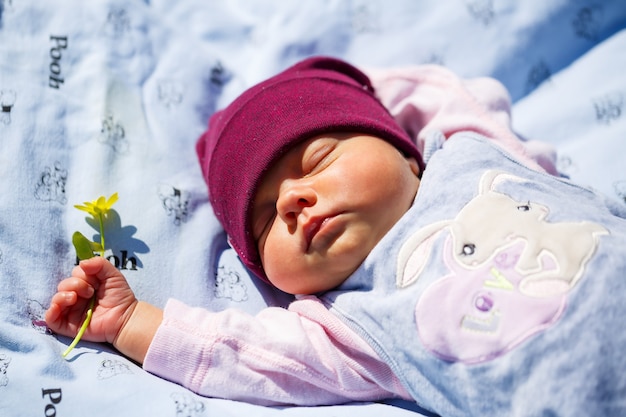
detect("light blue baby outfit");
top-left (322, 133), bottom-right (626, 417)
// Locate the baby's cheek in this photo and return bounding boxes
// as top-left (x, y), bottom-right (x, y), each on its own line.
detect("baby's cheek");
top-left (261, 238), bottom-right (295, 286)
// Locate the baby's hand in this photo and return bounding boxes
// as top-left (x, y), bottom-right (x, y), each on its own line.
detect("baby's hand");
top-left (45, 256), bottom-right (138, 346)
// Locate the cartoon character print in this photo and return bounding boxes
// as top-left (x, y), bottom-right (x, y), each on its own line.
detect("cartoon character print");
top-left (27, 300), bottom-right (52, 334)
top-left (593, 91), bottom-right (623, 125)
top-left (97, 359), bottom-right (133, 380)
top-left (214, 266), bottom-right (248, 302)
top-left (170, 392), bottom-right (206, 417)
top-left (34, 162), bottom-right (68, 204)
top-left (572, 5), bottom-right (604, 41)
top-left (100, 114), bottom-right (128, 153)
top-left (0, 354), bottom-right (11, 387)
top-left (103, 7), bottom-right (130, 38)
top-left (397, 170), bottom-right (608, 363)
top-left (158, 185), bottom-right (189, 225)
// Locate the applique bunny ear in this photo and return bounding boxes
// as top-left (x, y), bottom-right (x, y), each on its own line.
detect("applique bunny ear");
top-left (478, 170), bottom-right (529, 195)
top-left (396, 220), bottom-right (450, 288)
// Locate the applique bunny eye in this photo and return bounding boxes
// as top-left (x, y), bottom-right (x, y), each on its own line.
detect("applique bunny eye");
top-left (517, 203), bottom-right (531, 212)
top-left (462, 243), bottom-right (476, 256)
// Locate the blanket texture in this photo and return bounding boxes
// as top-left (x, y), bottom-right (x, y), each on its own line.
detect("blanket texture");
top-left (1, 1), bottom-right (625, 416)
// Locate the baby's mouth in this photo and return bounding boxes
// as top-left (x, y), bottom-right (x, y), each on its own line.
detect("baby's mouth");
top-left (304, 214), bottom-right (343, 251)
top-left (304, 216), bottom-right (326, 250)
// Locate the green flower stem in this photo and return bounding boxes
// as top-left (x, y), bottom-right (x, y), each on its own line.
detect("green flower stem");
top-left (63, 209), bottom-right (107, 359)
top-left (98, 213), bottom-right (105, 257)
top-left (61, 294), bottom-right (95, 358)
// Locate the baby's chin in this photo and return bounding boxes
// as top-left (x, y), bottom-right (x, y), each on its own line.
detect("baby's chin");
top-left (270, 265), bottom-right (359, 295)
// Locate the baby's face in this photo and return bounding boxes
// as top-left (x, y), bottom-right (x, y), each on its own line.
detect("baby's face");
top-left (252, 133), bottom-right (420, 294)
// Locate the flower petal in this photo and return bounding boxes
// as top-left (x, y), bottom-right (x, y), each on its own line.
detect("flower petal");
top-left (105, 192), bottom-right (119, 209)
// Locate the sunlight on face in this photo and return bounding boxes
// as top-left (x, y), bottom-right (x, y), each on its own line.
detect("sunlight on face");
top-left (252, 133), bottom-right (420, 294)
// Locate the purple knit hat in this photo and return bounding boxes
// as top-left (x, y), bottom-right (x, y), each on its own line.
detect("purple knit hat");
top-left (196, 56), bottom-right (423, 283)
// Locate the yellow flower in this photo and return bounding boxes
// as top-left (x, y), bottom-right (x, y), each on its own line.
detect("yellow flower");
top-left (63, 192), bottom-right (120, 359)
top-left (74, 192), bottom-right (118, 217)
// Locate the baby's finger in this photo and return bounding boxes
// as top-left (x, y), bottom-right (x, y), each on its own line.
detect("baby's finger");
top-left (49, 291), bottom-right (78, 309)
top-left (57, 277), bottom-right (95, 299)
top-left (70, 263), bottom-right (87, 278)
top-left (45, 302), bottom-right (62, 324)
top-left (68, 264), bottom-right (101, 291)
top-left (78, 257), bottom-right (119, 282)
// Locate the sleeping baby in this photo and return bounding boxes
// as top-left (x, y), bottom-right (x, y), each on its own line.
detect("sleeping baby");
top-left (46, 56), bottom-right (626, 417)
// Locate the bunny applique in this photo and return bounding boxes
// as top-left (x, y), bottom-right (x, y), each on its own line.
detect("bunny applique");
top-left (396, 170), bottom-right (608, 363)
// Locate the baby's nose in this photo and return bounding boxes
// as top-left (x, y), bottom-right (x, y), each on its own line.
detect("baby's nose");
top-left (276, 180), bottom-right (317, 223)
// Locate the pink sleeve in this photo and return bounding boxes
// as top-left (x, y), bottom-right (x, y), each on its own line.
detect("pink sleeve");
top-left (143, 297), bottom-right (410, 406)
top-left (366, 65), bottom-right (558, 175)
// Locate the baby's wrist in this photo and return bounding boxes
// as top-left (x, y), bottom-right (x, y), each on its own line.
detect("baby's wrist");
top-left (113, 301), bottom-right (163, 364)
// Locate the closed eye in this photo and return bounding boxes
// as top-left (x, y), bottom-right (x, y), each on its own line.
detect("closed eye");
top-left (302, 141), bottom-right (336, 175)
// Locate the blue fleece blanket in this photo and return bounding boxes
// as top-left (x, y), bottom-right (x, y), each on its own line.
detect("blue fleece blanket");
top-left (1, 1), bottom-right (625, 416)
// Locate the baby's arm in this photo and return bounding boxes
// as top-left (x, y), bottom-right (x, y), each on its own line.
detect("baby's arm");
top-left (144, 296), bottom-right (409, 405)
top-left (366, 65), bottom-right (558, 175)
top-left (45, 256), bottom-right (162, 363)
top-left (46, 259), bottom-right (408, 405)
